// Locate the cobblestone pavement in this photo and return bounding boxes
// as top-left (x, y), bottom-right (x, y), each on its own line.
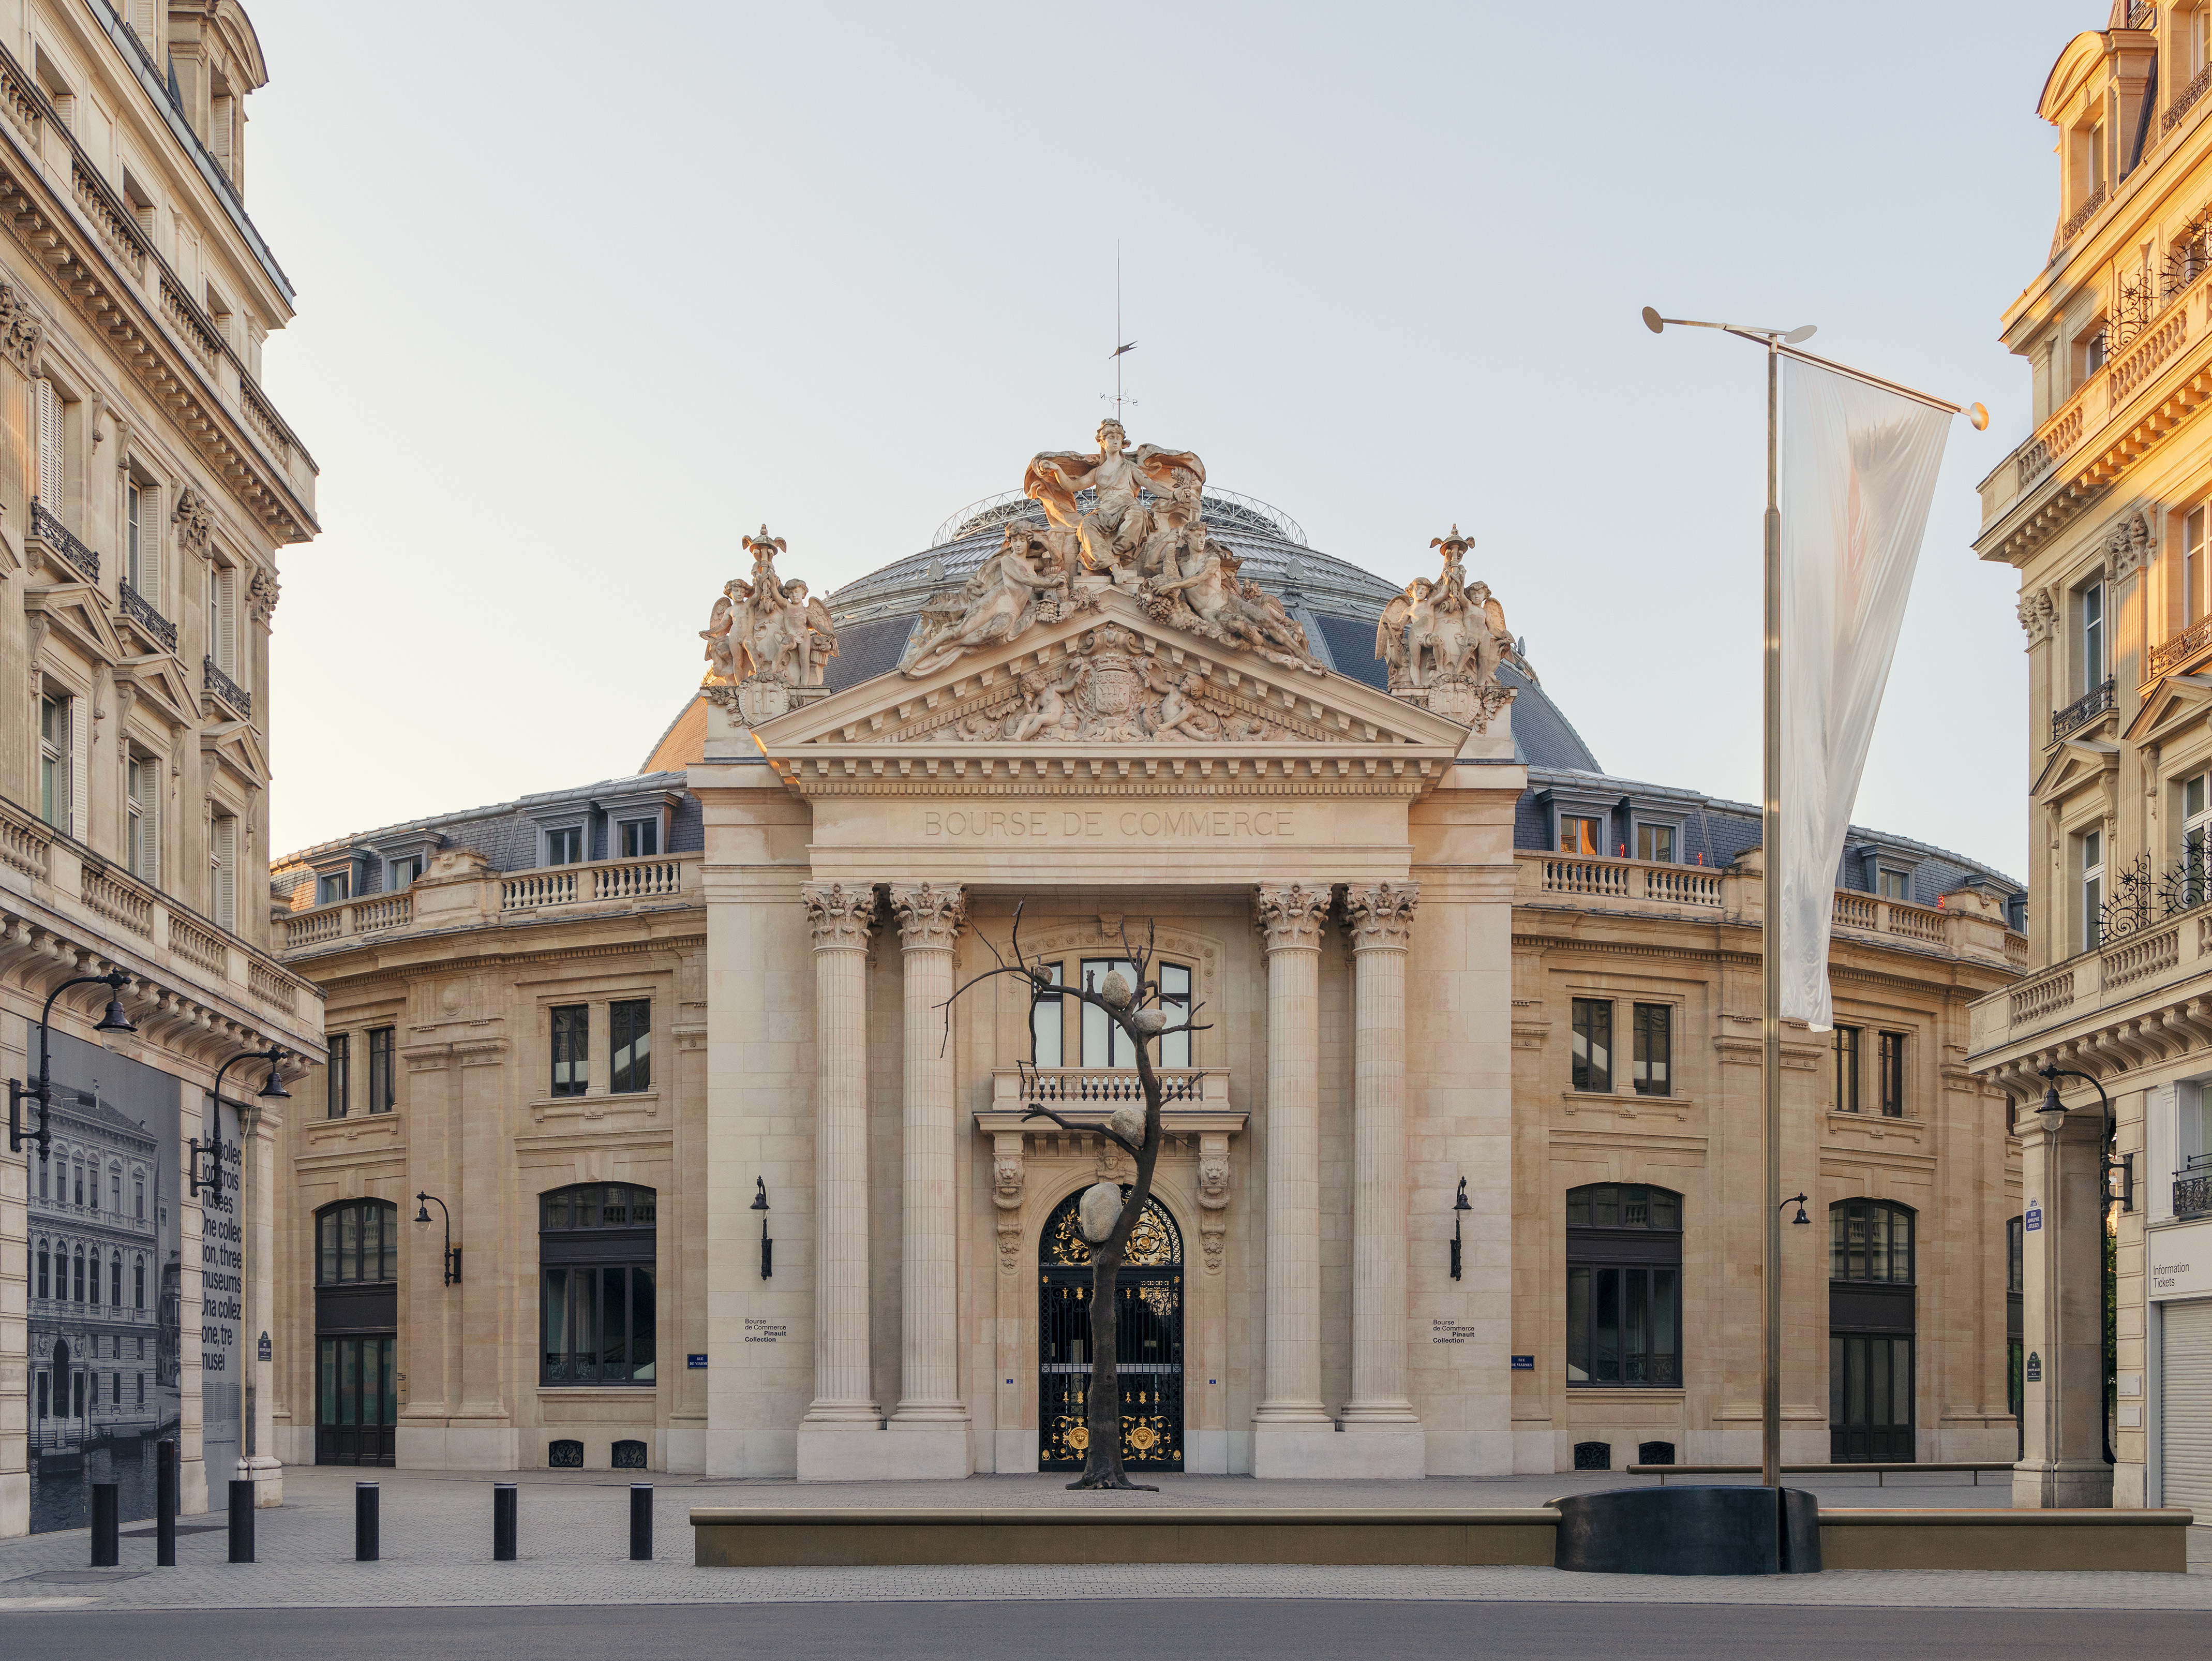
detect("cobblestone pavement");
top-left (0, 1466), bottom-right (2202, 1612)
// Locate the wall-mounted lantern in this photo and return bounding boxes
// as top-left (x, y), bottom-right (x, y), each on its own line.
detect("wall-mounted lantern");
top-left (1781, 1192), bottom-right (1811, 1226)
top-left (415, 1191), bottom-right (461, 1285)
top-left (192, 1044), bottom-right (289, 1203)
top-left (1451, 1177), bottom-right (1471, 1280)
top-left (9, 971), bottom-right (134, 1158)
top-left (753, 1177), bottom-right (772, 1279)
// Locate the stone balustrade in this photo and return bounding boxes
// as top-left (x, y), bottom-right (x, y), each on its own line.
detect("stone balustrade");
top-left (990, 1066), bottom-right (1229, 1113)
top-left (0, 791), bottom-right (314, 1023)
top-left (1977, 910), bottom-right (2212, 1063)
top-left (281, 852), bottom-right (704, 956)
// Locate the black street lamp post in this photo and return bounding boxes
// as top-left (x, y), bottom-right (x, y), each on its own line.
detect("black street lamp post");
top-left (191, 1046), bottom-right (291, 1205)
top-left (415, 1192), bottom-right (460, 1285)
top-left (8, 970), bottom-right (135, 1159)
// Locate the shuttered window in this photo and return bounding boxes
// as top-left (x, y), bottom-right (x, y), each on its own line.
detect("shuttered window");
top-left (33, 378), bottom-right (61, 506)
top-left (68, 695), bottom-right (87, 841)
top-left (126, 754), bottom-right (158, 884)
top-left (125, 479), bottom-right (160, 602)
top-left (210, 811), bottom-right (237, 930)
top-left (209, 562), bottom-right (237, 674)
top-left (2163, 1299), bottom-right (2212, 1515)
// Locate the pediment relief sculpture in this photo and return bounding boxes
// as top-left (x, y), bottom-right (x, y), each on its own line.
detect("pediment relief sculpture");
top-left (1375, 524), bottom-right (1521, 732)
top-left (899, 421), bottom-right (1323, 680)
top-left (702, 525), bottom-right (840, 723)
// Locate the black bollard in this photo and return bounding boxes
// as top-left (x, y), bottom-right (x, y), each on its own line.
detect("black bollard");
top-left (228, 1479), bottom-right (256, 1563)
top-left (628, 1483), bottom-right (652, 1561)
top-left (492, 1482), bottom-right (516, 1561)
top-left (354, 1480), bottom-right (380, 1562)
top-left (89, 1482), bottom-right (119, 1567)
top-left (156, 1440), bottom-right (176, 1567)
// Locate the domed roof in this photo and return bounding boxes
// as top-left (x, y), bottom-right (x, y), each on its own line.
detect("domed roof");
top-left (812, 488), bottom-right (1602, 774)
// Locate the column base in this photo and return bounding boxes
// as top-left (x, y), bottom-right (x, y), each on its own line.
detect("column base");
top-left (1251, 1422), bottom-right (1425, 1479)
top-left (236, 1455), bottom-right (284, 1509)
top-left (798, 1420), bottom-right (971, 1482)
top-left (2012, 1459), bottom-right (2114, 1509)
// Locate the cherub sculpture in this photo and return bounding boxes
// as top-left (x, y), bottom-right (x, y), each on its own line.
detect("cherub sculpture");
top-left (1024, 420), bottom-right (1205, 586)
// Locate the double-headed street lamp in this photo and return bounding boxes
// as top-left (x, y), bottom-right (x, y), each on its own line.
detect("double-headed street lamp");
top-left (191, 1046), bottom-right (291, 1205)
top-left (8, 970), bottom-right (136, 1159)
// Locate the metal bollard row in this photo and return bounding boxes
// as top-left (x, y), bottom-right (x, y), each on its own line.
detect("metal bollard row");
top-left (493, 1482), bottom-right (517, 1561)
top-left (355, 1480), bottom-right (380, 1561)
top-left (229, 1478), bottom-right (256, 1563)
top-left (630, 1483), bottom-right (652, 1561)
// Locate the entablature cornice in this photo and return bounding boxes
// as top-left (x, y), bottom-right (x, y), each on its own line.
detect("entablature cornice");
top-left (290, 926), bottom-right (708, 987)
top-left (769, 748), bottom-right (1453, 799)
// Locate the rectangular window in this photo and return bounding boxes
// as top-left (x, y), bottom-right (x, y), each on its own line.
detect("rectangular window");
top-left (326, 1033), bottom-right (350, 1120)
top-left (1834, 1026), bottom-right (1862, 1113)
top-left (1030, 961), bottom-right (1064, 1067)
top-left (1079, 958), bottom-right (1139, 1067)
top-left (545, 826), bottom-right (584, 866)
top-left (2081, 828), bottom-right (2105, 951)
top-left (2190, 506), bottom-right (2208, 627)
top-left (367, 1027), bottom-right (394, 1114)
top-left (126, 479), bottom-right (142, 592)
top-left (551, 1004), bottom-right (588, 1096)
top-left (1558, 814), bottom-right (1604, 857)
top-left (618, 818), bottom-right (657, 858)
top-left (542, 1263), bottom-right (656, 1385)
top-left (134, 1178), bottom-right (143, 1219)
top-left (1565, 1265), bottom-right (1680, 1386)
top-left (1635, 823), bottom-right (1675, 863)
top-left (1878, 1031), bottom-right (1906, 1118)
top-left (39, 693), bottom-right (66, 829)
top-left (210, 811), bottom-right (237, 931)
top-left (1158, 962), bottom-right (1193, 1069)
top-left (1631, 1003), bottom-right (1670, 1097)
top-left (1877, 869), bottom-right (1910, 901)
top-left (317, 871), bottom-right (351, 904)
top-left (207, 560), bottom-right (238, 677)
top-left (2081, 582), bottom-right (2105, 692)
top-left (126, 754), bottom-right (158, 884)
top-left (1571, 998), bottom-right (1612, 1093)
top-left (610, 1000), bottom-right (650, 1093)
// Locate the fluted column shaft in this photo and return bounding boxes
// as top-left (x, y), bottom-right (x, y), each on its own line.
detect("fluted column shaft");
top-left (802, 883), bottom-right (878, 1422)
top-left (1343, 882), bottom-right (1419, 1422)
top-left (892, 883), bottom-right (969, 1421)
top-left (1253, 882), bottom-right (1333, 1423)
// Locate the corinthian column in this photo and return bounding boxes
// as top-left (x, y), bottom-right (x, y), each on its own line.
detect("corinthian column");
top-left (1342, 882), bottom-right (1420, 1427)
top-left (890, 882), bottom-right (969, 1427)
top-left (1252, 882), bottom-right (1333, 1432)
top-left (801, 883), bottom-right (878, 1424)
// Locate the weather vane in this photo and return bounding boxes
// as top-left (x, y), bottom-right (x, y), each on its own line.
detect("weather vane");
top-left (1101, 241), bottom-right (1137, 420)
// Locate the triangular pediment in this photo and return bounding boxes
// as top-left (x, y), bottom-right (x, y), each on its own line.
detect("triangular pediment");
top-left (2031, 735), bottom-right (2119, 805)
top-left (2123, 673), bottom-right (2212, 746)
top-left (114, 655), bottom-right (199, 733)
top-left (27, 580), bottom-right (126, 664)
top-left (200, 719), bottom-right (268, 790)
top-left (750, 588), bottom-right (1474, 760)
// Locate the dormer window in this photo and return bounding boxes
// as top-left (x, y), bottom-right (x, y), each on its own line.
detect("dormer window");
top-left (545, 825), bottom-right (584, 866)
top-left (1559, 815), bottom-right (1604, 857)
top-left (317, 871), bottom-right (350, 906)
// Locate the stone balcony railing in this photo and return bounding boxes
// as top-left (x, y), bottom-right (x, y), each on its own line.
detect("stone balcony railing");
top-left (1514, 851), bottom-right (2023, 969)
top-left (1970, 902), bottom-right (2212, 1073)
top-left (280, 852), bottom-right (704, 957)
top-left (996, 1066), bottom-right (1229, 1111)
top-left (0, 790), bottom-right (313, 1022)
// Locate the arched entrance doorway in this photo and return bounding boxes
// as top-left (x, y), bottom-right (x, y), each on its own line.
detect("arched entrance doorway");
top-left (1038, 1189), bottom-right (1184, 1472)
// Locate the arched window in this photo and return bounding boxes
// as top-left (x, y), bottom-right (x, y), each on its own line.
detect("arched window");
top-left (317, 1199), bottom-right (399, 1285)
top-left (1565, 1183), bottom-right (1683, 1388)
top-left (109, 1251), bottom-right (121, 1307)
top-left (540, 1184), bottom-right (656, 1386)
top-left (35, 1239), bottom-right (48, 1300)
top-left (73, 1245), bottom-right (85, 1302)
top-left (1830, 1199), bottom-right (1915, 1283)
top-left (134, 1255), bottom-right (145, 1310)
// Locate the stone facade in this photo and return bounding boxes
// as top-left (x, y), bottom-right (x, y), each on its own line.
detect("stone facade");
top-left (270, 509), bottom-right (2025, 1478)
top-left (1968, 5), bottom-right (2212, 1512)
top-left (0, 0), bottom-right (323, 1536)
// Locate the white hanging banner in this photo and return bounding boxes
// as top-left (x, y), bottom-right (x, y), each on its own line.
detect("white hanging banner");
top-left (1779, 354), bottom-right (1952, 1029)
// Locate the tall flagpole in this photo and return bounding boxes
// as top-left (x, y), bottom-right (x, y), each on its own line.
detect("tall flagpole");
top-left (1761, 336), bottom-right (1783, 1494)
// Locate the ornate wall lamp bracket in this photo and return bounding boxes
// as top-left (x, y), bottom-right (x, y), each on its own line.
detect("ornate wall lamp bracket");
top-left (9, 970), bottom-right (134, 1159)
top-left (415, 1191), bottom-right (460, 1286)
top-left (753, 1177), bottom-right (772, 1279)
top-left (1450, 1177), bottom-right (1471, 1280)
top-left (191, 1044), bottom-right (289, 1204)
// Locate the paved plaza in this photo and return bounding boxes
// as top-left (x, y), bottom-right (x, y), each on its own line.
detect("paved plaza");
top-left (0, 1466), bottom-right (2203, 1614)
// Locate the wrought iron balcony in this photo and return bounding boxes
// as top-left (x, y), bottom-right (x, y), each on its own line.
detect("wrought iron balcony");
top-left (203, 656), bottom-right (251, 719)
top-left (118, 581), bottom-right (177, 653)
top-left (2149, 618), bottom-right (2212, 680)
top-left (2176, 1156), bottom-right (2212, 1221)
top-left (2052, 677), bottom-right (2116, 743)
top-left (28, 500), bottom-right (98, 582)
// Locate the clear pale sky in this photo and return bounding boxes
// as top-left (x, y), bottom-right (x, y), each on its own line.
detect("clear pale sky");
top-left (248, 0), bottom-right (2091, 876)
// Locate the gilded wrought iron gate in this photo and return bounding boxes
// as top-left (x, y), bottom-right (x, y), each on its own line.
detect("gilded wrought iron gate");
top-left (1038, 1190), bottom-right (1183, 1471)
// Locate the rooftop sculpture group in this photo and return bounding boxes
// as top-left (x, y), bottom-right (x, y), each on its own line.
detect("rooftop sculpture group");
top-left (701, 526), bottom-right (840, 721)
top-left (1374, 525), bottom-right (1522, 730)
top-left (898, 420), bottom-right (1321, 680)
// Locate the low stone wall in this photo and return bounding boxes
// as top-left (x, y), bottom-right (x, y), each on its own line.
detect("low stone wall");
top-left (692, 1503), bottom-right (2196, 1573)
top-left (690, 1506), bottom-right (1560, 1567)
top-left (1818, 1507), bottom-right (2194, 1571)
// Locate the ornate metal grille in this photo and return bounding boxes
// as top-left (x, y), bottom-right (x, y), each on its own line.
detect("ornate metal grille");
top-left (29, 500), bottom-right (98, 581)
top-left (203, 655), bottom-right (251, 719)
top-left (118, 581), bottom-right (176, 652)
top-left (2098, 849), bottom-right (2156, 940)
top-left (2176, 1167), bottom-right (2211, 1220)
top-left (1038, 1190), bottom-right (1183, 1472)
top-left (2051, 677), bottom-right (2116, 743)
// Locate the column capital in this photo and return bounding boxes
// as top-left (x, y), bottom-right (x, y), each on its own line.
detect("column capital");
top-left (802, 881), bottom-right (877, 950)
top-left (1343, 881), bottom-right (1419, 951)
top-left (1252, 881), bottom-right (1331, 951)
top-left (890, 881), bottom-right (967, 950)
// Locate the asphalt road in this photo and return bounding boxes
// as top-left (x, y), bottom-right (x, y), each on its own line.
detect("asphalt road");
top-left (0, 1599), bottom-right (2200, 1659)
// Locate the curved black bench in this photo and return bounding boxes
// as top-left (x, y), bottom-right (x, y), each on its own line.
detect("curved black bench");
top-left (1553, 1485), bottom-right (1820, 1575)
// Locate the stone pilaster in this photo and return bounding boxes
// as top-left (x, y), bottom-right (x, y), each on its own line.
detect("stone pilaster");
top-left (237, 1100), bottom-right (283, 1506)
top-left (1341, 882), bottom-right (1422, 1454)
top-left (2013, 1090), bottom-right (2116, 1508)
top-left (1251, 881), bottom-right (1333, 1471)
top-left (799, 882), bottom-right (879, 1429)
top-left (889, 882), bottom-right (969, 1447)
